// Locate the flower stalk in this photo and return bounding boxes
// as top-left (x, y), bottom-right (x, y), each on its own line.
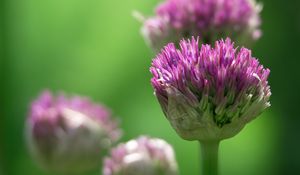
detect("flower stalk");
top-left (199, 140), bottom-right (220, 175)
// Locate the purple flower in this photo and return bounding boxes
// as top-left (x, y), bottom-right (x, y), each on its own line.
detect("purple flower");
top-left (140, 0), bottom-right (262, 52)
top-left (150, 37), bottom-right (271, 141)
top-left (26, 91), bottom-right (122, 174)
top-left (103, 136), bottom-right (178, 175)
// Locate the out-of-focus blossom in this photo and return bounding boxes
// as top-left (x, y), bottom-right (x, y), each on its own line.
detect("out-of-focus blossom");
top-left (26, 91), bottom-right (121, 174)
top-left (103, 136), bottom-right (178, 175)
top-left (139, 0), bottom-right (262, 52)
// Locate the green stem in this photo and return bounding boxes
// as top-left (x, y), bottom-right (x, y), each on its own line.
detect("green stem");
top-left (199, 140), bottom-right (220, 175)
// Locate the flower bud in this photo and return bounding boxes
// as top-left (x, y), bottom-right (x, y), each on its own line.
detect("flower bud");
top-left (26, 91), bottom-right (121, 174)
top-left (103, 136), bottom-right (178, 175)
top-left (140, 0), bottom-right (262, 52)
top-left (150, 37), bottom-right (271, 141)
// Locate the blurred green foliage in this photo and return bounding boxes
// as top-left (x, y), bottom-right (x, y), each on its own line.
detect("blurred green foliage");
top-left (1, 0), bottom-right (300, 175)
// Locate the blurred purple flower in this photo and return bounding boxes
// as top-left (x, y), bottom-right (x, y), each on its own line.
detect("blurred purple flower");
top-left (103, 136), bottom-right (178, 175)
top-left (26, 91), bottom-right (122, 174)
top-left (140, 0), bottom-right (262, 52)
top-left (150, 37), bottom-right (271, 141)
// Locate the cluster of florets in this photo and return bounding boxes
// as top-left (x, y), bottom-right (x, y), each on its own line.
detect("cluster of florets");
top-left (141, 0), bottom-right (262, 51)
top-left (27, 91), bottom-right (121, 174)
top-left (150, 37), bottom-right (270, 141)
top-left (103, 136), bottom-right (178, 175)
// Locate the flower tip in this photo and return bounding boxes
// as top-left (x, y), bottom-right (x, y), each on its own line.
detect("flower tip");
top-left (132, 10), bottom-right (146, 23)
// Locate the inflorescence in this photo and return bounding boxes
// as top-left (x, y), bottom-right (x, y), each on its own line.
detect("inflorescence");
top-left (150, 37), bottom-right (270, 141)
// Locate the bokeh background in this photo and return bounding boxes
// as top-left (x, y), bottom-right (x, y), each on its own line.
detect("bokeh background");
top-left (1, 0), bottom-right (300, 174)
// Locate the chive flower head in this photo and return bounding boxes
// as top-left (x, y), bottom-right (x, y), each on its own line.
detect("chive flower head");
top-left (103, 136), bottom-right (178, 175)
top-left (141, 0), bottom-right (262, 52)
top-left (150, 37), bottom-right (270, 141)
top-left (26, 91), bottom-right (121, 174)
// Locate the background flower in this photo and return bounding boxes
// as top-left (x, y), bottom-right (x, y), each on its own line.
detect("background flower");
top-left (140, 0), bottom-right (262, 52)
top-left (103, 136), bottom-right (178, 175)
top-left (26, 91), bottom-right (121, 174)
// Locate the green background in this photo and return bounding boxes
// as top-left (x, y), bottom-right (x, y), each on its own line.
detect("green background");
top-left (1, 0), bottom-right (299, 174)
